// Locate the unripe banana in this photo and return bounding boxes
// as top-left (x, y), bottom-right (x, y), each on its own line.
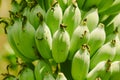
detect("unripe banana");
top-left (87, 60), bottom-right (111, 80)
top-left (35, 21), bottom-right (52, 59)
top-left (0, 18), bottom-right (33, 62)
top-left (63, 3), bottom-right (81, 37)
top-left (90, 40), bottom-right (116, 70)
top-left (3, 75), bottom-right (17, 80)
top-left (34, 59), bottom-right (52, 80)
top-left (68, 19), bottom-right (90, 60)
top-left (83, 8), bottom-right (99, 32)
top-left (12, 18), bottom-right (39, 60)
top-left (56, 72), bottom-right (67, 80)
top-left (18, 67), bottom-right (35, 80)
top-left (45, 2), bottom-right (62, 35)
top-left (23, 4), bottom-right (45, 30)
top-left (52, 24), bottom-right (70, 63)
top-left (71, 44), bottom-right (90, 80)
top-left (109, 61), bottom-right (120, 80)
top-left (43, 72), bottom-right (55, 80)
top-left (88, 23), bottom-right (106, 57)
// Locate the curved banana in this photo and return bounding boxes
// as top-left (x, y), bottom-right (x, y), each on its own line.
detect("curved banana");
top-left (34, 59), bottom-right (52, 80)
top-left (45, 2), bottom-right (62, 35)
top-left (12, 18), bottom-right (39, 60)
top-left (35, 21), bottom-right (52, 59)
top-left (71, 44), bottom-right (90, 80)
top-left (0, 18), bottom-right (33, 62)
top-left (43, 72), bottom-right (55, 80)
top-left (63, 3), bottom-right (81, 37)
top-left (87, 60), bottom-right (111, 80)
top-left (90, 40), bottom-right (116, 70)
top-left (83, 8), bottom-right (99, 32)
top-left (109, 61), bottom-right (120, 80)
top-left (23, 4), bottom-right (46, 30)
top-left (88, 23), bottom-right (106, 57)
top-left (56, 72), bottom-right (67, 80)
top-left (68, 19), bottom-right (90, 60)
top-left (52, 24), bottom-right (70, 63)
top-left (18, 67), bottom-right (35, 80)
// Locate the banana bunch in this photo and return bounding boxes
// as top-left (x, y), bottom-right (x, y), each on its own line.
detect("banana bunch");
top-left (1, 0), bottom-right (120, 79)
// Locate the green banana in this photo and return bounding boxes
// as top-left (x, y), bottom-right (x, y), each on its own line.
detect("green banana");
top-left (83, 8), bottom-right (99, 32)
top-left (109, 61), bottom-right (120, 80)
top-left (90, 40), bottom-right (116, 70)
top-left (98, 0), bottom-right (115, 13)
top-left (88, 23), bottom-right (106, 57)
top-left (76, 0), bottom-right (86, 10)
top-left (0, 18), bottom-right (33, 62)
top-left (45, 2), bottom-right (62, 35)
top-left (43, 72), bottom-right (55, 80)
top-left (3, 75), bottom-right (17, 80)
top-left (52, 24), bottom-right (70, 63)
top-left (34, 59), bottom-right (52, 80)
top-left (18, 67), bottom-right (35, 80)
top-left (101, 0), bottom-right (120, 15)
top-left (63, 3), bottom-right (81, 37)
top-left (23, 4), bottom-right (45, 30)
top-left (68, 19), bottom-right (90, 60)
top-left (87, 60), bottom-right (111, 80)
top-left (56, 72), bottom-right (67, 80)
top-left (71, 44), bottom-right (90, 80)
top-left (35, 21), bottom-right (52, 59)
top-left (57, 0), bottom-right (68, 12)
top-left (12, 18), bottom-right (39, 60)
top-left (82, 0), bottom-right (101, 11)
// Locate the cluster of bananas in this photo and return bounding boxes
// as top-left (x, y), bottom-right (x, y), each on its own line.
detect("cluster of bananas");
top-left (1, 0), bottom-right (120, 80)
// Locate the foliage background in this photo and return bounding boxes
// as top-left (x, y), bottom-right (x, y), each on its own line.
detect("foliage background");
top-left (0, 0), bottom-right (20, 79)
